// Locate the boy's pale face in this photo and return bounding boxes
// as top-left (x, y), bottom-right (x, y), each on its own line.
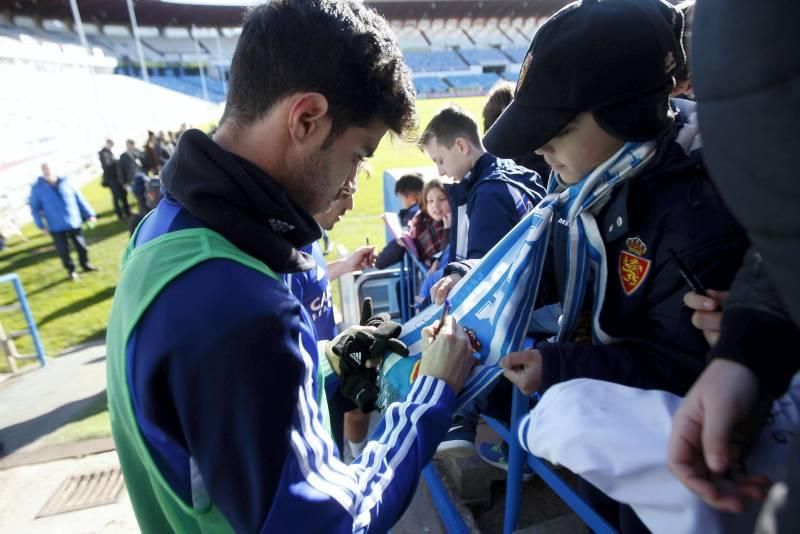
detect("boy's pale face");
top-left (424, 137), bottom-right (472, 182)
top-left (397, 193), bottom-right (418, 209)
top-left (535, 112), bottom-right (625, 184)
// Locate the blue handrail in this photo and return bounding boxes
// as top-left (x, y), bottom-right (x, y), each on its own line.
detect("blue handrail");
top-left (422, 464), bottom-right (471, 534)
top-left (0, 272), bottom-right (47, 367)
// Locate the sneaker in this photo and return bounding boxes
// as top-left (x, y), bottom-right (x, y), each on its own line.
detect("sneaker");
top-left (69, 271), bottom-right (80, 281)
top-left (436, 421), bottom-right (476, 457)
top-left (478, 442), bottom-right (535, 481)
top-left (82, 264), bottom-right (100, 272)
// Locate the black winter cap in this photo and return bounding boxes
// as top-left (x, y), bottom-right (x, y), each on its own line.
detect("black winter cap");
top-left (484, 0), bottom-right (685, 158)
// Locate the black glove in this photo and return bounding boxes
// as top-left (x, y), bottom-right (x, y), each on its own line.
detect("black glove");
top-left (325, 298), bottom-right (409, 412)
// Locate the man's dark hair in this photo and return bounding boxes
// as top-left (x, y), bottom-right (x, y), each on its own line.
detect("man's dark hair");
top-left (395, 173), bottom-right (424, 195)
top-left (417, 105), bottom-right (481, 149)
top-left (222, 0), bottom-right (416, 140)
top-left (482, 81), bottom-right (515, 133)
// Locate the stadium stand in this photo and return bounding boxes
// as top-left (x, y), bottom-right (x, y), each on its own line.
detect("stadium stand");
top-left (0, 0), bottom-right (552, 103)
top-left (503, 46), bottom-right (529, 64)
top-left (0, 58), bottom-right (219, 227)
top-left (424, 21), bottom-right (473, 48)
top-left (403, 49), bottom-right (468, 72)
top-left (459, 47), bottom-right (511, 66)
top-left (468, 18), bottom-right (514, 46)
top-left (445, 72), bottom-right (503, 92)
top-left (413, 76), bottom-right (450, 98)
top-left (394, 24), bottom-right (429, 48)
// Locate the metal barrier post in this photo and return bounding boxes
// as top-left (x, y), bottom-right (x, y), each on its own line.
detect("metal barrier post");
top-left (422, 464), bottom-right (470, 534)
top-left (503, 387), bottom-right (529, 533)
top-left (0, 273), bottom-right (47, 368)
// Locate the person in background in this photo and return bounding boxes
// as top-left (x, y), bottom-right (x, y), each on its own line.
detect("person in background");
top-left (118, 139), bottom-right (144, 188)
top-left (290, 175), bottom-right (375, 459)
top-left (482, 81), bottom-right (551, 185)
top-left (156, 131), bottom-right (174, 167)
top-left (374, 172), bottom-right (424, 269)
top-left (98, 139), bottom-right (131, 220)
top-left (409, 178), bottom-right (450, 271)
top-left (143, 130), bottom-right (160, 175)
top-left (419, 104), bottom-right (544, 454)
top-left (419, 105), bottom-right (544, 263)
top-left (29, 163), bottom-right (98, 281)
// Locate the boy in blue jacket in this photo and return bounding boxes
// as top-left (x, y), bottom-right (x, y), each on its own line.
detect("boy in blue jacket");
top-left (419, 105), bottom-right (545, 262)
top-left (418, 105), bottom-right (546, 452)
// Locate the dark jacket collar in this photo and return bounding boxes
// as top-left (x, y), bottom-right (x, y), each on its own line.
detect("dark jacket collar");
top-left (160, 129), bottom-right (321, 273)
top-left (600, 99), bottom-right (703, 243)
top-left (462, 153), bottom-right (495, 187)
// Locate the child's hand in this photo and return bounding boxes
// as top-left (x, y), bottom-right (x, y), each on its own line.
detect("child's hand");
top-left (499, 350), bottom-right (542, 396)
top-left (442, 213), bottom-right (452, 229)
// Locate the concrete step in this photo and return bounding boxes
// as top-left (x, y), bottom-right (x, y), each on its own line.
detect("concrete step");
top-left (434, 419), bottom-right (587, 533)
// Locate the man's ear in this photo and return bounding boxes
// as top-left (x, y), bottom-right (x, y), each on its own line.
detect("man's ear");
top-left (287, 92), bottom-right (330, 147)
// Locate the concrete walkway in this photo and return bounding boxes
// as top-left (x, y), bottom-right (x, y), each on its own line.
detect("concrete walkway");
top-left (0, 450), bottom-right (137, 533)
top-left (0, 341), bottom-right (108, 460)
top-left (0, 342), bottom-right (138, 532)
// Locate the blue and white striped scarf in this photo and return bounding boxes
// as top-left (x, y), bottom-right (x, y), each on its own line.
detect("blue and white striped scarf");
top-left (379, 142), bottom-right (657, 410)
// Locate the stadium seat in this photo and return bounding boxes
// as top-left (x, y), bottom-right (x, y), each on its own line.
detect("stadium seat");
top-left (482, 374), bottom-right (619, 534)
top-left (503, 46), bottom-right (529, 64)
top-left (413, 77), bottom-right (450, 96)
top-left (445, 73), bottom-right (502, 92)
top-left (459, 47), bottom-right (510, 66)
top-left (403, 49), bottom-right (468, 72)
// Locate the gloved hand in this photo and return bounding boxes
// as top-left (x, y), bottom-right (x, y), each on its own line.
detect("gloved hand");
top-left (325, 298), bottom-right (409, 412)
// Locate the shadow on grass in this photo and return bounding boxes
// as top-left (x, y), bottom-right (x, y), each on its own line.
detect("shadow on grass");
top-left (0, 389), bottom-right (107, 458)
top-left (0, 216), bottom-right (129, 275)
top-left (0, 243), bottom-right (53, 263)
top-left (21, 276), bottom-right (71, 299)
top-left (37, 286), bottom-right (115, 327)
top-left (75, 328), bottom-right (108, 348)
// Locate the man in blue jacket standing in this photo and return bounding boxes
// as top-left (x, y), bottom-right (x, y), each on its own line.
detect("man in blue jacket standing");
top-left (29, 163), bottom-right (97, 281)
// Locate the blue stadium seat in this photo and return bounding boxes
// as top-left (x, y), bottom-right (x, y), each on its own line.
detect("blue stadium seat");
top-left (445, 73), bottom-right (502, 92)
top-left (413, 77), bottom-right (450, 96)
top-left (482, 365), bottom-right (619, 534)
top-left (403, 50), bottom-right (468, 72)
top-left (459, 48), bottom-right (510, 66)
top-left (503, 47), bottom-right (528, 63)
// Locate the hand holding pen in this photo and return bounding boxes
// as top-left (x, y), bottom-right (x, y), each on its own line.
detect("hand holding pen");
top-left (420, 299), bottom-right (475, 393)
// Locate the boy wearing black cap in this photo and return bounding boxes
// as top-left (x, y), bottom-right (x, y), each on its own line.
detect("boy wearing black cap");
top-left (433, 0), bottom-right (748, 529)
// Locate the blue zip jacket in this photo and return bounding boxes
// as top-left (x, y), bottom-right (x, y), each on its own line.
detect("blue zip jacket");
top-left (448, 153), bottom-right (545, 261)
top-left (287, 241), bottom-right (338, 342)
top-left (29, 176), bottom-right (95, 232)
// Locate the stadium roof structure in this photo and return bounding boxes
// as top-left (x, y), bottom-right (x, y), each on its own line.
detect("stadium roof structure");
top-left (0, 0), bottom-right (571, 27)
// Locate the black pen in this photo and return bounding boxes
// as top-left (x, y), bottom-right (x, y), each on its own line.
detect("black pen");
top-left (669, 249), bottom-right (707, 296)
top-left (432, 299), bottom-right (452, 336)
